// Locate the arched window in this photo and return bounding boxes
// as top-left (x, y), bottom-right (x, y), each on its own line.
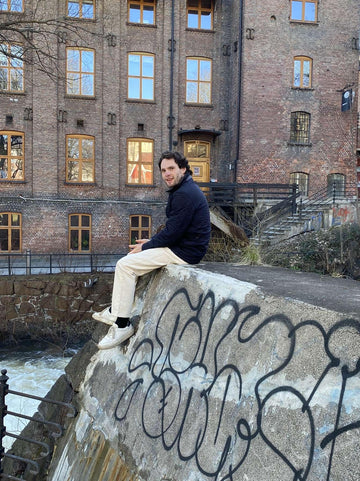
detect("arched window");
top-left (293, 56), bottom-right (312, 88)
top-left (327, 173), bottom-right (345, 198)
top-left (290, 172), bottom-right (309, 196)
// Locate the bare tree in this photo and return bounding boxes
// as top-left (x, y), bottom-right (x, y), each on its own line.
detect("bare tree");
top-left (0, 0), bottom-right (101, 82)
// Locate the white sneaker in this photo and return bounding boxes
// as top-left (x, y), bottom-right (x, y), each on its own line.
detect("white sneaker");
top-left (92, 306), bottom-right (117, 325)
top-left (98, 324), bottom-right (135, 350)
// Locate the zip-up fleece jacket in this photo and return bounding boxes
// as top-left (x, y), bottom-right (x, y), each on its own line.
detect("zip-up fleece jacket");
top-left (142, 173), bottom-right (211, 264)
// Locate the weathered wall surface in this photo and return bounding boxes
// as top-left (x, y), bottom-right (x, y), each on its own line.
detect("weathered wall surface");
top-left (0, 273), bottom-right (113, 344)
top-left (41, 265), bottom-right (360, 481)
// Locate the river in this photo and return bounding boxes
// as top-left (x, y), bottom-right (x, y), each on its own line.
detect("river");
top-left (0, 341), bottom-right (79, 451)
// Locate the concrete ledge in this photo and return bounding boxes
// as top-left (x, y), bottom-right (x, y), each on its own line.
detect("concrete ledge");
top-left (44, 264), bottom-right (360, 480)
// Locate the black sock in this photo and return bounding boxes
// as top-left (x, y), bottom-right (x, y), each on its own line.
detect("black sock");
top-left (116, 317), bottom-right (130, 329)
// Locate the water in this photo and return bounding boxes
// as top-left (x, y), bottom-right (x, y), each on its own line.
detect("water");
top-left (0, 342), bottom-right (78, 451)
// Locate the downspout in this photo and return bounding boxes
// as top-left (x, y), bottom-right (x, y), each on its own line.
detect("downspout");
top-left (169, 0), bottom-right (175, 150)
top-left (234, 0), bottom-right (244, 182)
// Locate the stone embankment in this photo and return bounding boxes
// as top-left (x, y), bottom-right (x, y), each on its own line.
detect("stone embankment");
top-left (2, 264), bottom-right (360, 481)
top-left (0, 273), bottom-right (113, 345)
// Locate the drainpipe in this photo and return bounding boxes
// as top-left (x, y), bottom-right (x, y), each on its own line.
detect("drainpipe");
top-left (234, 0), bottom-right (244, 182)
top-left (169, 0), bottom-right (175, 150)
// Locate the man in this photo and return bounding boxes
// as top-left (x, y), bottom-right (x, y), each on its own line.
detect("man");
top-left (92, 151), bottom-right (211, 350)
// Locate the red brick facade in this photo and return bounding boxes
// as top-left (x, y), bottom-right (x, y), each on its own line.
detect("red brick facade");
top-left (0, 0), bottom-right (358, 254)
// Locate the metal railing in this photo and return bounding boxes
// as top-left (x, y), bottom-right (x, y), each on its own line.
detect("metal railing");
top-left (0, 369), bottom-right (77, 481)
top-left (0, 252), bottom-right (125, 276)
top-left (297, 182), bottom-right (358, 220)
top-left (197, 182), bottom-right (297, 205)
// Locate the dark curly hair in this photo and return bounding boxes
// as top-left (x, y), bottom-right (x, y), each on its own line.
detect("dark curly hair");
top-left (158, 151), bottom-right (193, 175)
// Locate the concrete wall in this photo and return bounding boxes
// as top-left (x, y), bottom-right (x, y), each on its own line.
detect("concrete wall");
top-left (37, 265), bottom-right (360, 481)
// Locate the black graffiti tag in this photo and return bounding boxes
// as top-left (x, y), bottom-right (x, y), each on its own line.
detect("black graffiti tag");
top-left (115, 288), bottom-right (360, 480)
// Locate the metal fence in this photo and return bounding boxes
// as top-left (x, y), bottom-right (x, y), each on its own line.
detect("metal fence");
top-left (0, 252), bottom-right (125, 276)
top-left (0, 369), bottom-right (77, 480)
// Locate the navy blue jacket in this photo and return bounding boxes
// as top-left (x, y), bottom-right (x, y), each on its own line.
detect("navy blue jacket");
top-left (142, 173), bottom-right (211, 264)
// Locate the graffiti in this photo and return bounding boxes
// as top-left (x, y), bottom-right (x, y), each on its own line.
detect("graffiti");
top-left (332, 206), bottom-right (355, 226)
top-left (307, 211), bottom-right (323, 231)
top-left (114, 288), bottom-right (360, 480)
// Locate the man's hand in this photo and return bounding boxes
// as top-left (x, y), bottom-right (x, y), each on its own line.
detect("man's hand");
top-left (129, 239), bottom-right (149, 254)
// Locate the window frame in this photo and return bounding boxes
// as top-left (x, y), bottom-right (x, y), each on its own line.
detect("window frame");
top-left (66, 0), bottom-right (95, 20)
top-left (0, 43), bottom-right (24, 93)
top-left (66, 134), bottom-right (95, 183)
top-left (187, 0), bottom-right (213, 30)
top-left (327, 173), bottom-right (346, 198)
top-left (129, 215), bottom-right (152, 244)
top-left (290, 0), bottom-right (318, 23)
top-left (290, 172), bottom-right (309, 196)
top-left (127, 52), bottom-right (155, 101)
top-left (126, 138), bottom-right (154, 185)
top-left (0, 0), bottom-right (23, 12)
top-left (66, 47), bottom-right (95, 97)
top-left (293, 56), bottom-right (312, 89)
top-left (0, 131), bottom-right (24, 180)
top-left (128, 0), bottom-right (156, 25)
top-left (186, 56), bottom-right (212, 105)
top-left (68, 213), bottom-right (91, 252)
top-left (0, 212), bottom-right (22, 253)
top-left (290, 111), bottom-right (311, 145)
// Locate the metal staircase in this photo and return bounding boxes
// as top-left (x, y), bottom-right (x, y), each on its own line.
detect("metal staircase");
top-left (252, 183), bottom-right (358, 245)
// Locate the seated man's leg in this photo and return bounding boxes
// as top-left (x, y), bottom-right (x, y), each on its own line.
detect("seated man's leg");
top-left (112, 247), bottom-right (187, 318)
top-left (94, 247), bottom-right (187, 350)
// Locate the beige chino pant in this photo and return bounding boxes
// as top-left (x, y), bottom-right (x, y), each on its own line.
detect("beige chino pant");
top-left (111, 247), bottom-right (188, 318)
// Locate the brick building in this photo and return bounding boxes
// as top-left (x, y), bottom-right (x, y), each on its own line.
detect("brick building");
top-left (0, 0), bottom-right (359, 255)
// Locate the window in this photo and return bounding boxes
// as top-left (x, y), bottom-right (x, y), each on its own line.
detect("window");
top-left (327, 173), bottom-right (345, 198)
top-left (0, 0), bottom-right (23, 12)
top-left (69, 214), bottom-right (91, 252)
top-left (293, 56), bottom-right (312, 88)
top-left (128, 53), bottom-right (154, 101)
top-left (67, 0), bottom-right (95, 19)
top-left (0, 213), bottom-right (21, 252)
top-left (0, 132), bottom-right (24, 180)
top-left (186, 57), bottom-right (212, 104)
top-left (66, 48), bottom-right (95, 96)
top-left (290, 172), bottom-right (309, 196)
top-left (290, 111), bottom-right (310, 145)
top-left (128, 0), bottom-right (155, 25)
top-left (66, 135), bottom-right (95, 183)
top-left (129, 215), bottom-right (151, 243)
top-left (290, 0), bottom-right (317, 22)
top-left (187, 0), bottom-right (213, 30)
top-left (127, 138), bottom-right (153, 184)
top-left (0, 44), bottom-right (24, 92)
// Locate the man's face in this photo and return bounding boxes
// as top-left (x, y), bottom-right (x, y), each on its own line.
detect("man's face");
top-left (160, 158), bottom-right (186, 188)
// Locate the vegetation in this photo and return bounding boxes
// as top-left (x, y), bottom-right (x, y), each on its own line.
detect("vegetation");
top-left (261, 223), bottom-right (360, 279)
top-left (205, 223), bottom-right (360, 280)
